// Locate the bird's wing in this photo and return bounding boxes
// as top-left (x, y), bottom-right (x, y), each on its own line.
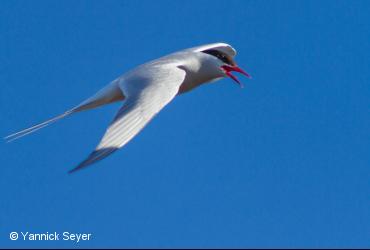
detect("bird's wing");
top-left (69, 65), bottom-right (186, 173)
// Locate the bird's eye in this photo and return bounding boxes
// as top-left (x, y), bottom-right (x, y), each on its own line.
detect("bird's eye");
top-left (202, 49), bottom-right (232, 65)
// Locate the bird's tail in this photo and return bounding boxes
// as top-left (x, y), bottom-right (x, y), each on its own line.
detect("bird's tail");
top-left (4, 110), bottom-right (75, 143)
top-left (5, 80), bottom-right (125, 143)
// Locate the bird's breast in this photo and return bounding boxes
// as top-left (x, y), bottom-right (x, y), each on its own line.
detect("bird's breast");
top-left (177, 60), bottom-right (221, 94)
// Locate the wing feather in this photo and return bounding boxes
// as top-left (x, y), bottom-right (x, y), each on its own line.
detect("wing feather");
top-left (69, 65), bottom-right (186, 173)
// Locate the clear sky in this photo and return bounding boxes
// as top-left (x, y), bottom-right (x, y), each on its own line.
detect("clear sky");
top-left (1, 0), bottom-right (369, 248)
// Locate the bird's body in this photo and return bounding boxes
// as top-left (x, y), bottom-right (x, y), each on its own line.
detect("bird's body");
top-left (5, 43), bottom-right (250, 172)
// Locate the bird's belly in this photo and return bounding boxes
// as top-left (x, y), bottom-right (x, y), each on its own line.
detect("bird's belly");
top-left (178, 81), bottom-right (200, 94)
top-left (178, 74), bottom-right (214, 94)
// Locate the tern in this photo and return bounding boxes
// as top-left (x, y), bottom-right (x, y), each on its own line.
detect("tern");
top-left (5, 43), bottom-right (251, 173)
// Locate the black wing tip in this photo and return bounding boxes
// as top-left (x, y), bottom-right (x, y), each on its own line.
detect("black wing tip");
top-left (68, 167), bottom-right (82, 174)
top-left (68, 147), bottom-right (118, 174)
top-left (68, 159), bottom-right (92, 174)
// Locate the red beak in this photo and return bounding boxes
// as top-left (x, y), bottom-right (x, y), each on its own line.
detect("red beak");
top-left (221, 65), bottom-right (251, 88)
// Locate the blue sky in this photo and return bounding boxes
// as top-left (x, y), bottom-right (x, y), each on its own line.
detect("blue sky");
top-left (1, 0), bottom-right (369, 248)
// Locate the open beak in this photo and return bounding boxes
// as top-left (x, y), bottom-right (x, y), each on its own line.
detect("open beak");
top-left (221, 65), bottom-right (251, 88)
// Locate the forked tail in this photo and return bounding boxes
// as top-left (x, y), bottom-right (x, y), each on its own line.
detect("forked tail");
top-left (4, 110), bottom-right (74, 142)
top-left (5, 80), bottom-right (125, 143)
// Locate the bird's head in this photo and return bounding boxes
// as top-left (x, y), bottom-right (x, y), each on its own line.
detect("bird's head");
top-left (193, 43), bottom-right (251, 87)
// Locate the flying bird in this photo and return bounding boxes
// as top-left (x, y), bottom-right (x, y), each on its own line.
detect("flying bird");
top-left (5, 43), bottom-right (251, 173)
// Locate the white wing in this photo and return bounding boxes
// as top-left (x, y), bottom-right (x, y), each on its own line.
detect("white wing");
top-left (69, 65), bottom-right (186, 173)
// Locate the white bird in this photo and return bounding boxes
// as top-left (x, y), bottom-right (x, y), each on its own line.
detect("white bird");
top-left (5, 43), bottom-right (251, 173)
